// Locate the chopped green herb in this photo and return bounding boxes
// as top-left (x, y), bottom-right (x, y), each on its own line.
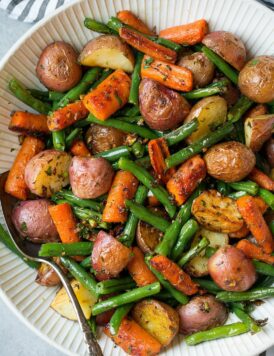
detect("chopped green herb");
top-left (20, 221), bottom-right (27, 232)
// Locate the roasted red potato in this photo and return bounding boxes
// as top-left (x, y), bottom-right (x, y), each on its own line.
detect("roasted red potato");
top-left (244, 114), bottom-right (274, 152)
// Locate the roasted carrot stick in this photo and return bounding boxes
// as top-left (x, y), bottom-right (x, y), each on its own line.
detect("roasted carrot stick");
top-left (5, 137), bottom-right (45, 200)
top-left (237, 196), bottom-right (273, 254)
top-left (249, 167), bottom-right (274, 191)
top-left (141, 55), bottom-right (193, 91)
top-left (48, 203), bottom-right (80, 243)
top-left (150, 255), bottom-right (198, 295)
top-left (119, 27), bottom-right (177, 63)
top-left (127, 247), bottom-right (157, 287)
top-left (253, 196), bottom-right (269, 214)
top-left (117, 10), bottom-right (154, 35)
top-left (83, 70), bottom-right (131, 120)
top-left (159, 19), bottom-right (208, 45)
top-left (237, 239), bottom-right (274, 265)
top-left (104, 318), bottom-right (162, 356)
top-left (9, 111), bottom-right (49, 136)
top-left (102, 170), bottom-right (139, 223)
top-left (47, 101), bottom-right (89, 131)
top-left (70, 140), bottom-right (90, 157)
top-left (148, 138), bottom-right (176, 184)
top-left (167, 155), bottom-right (206, 205)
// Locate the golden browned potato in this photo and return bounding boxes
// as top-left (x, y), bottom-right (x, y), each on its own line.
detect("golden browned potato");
top-left (191, 190), bottom-right (244, 233)
top-left (245, 114), bottom-right (274, 152)
top-left (200, 228), bottom-right (229, 248)
top-left (184, 96), bottom-right (227, 143)
top-left (132, 299), bottom-right (179, 346)
top-left (244, 104), bottom-right (268, 118)
top-left (238, 56), bottom-right (274, 103)
top-left (204, 141), bottom-right (256, 182)
top-left (36, 263), bottom-right (61, 287)
top-left (185, 256), bottom-right (209, 277)
top-left (202, 31), bottom-right (246, 70)
top-left (78, 35), bottom-right (135, 72)
top-left (177, 52), bottom-right (215, 88)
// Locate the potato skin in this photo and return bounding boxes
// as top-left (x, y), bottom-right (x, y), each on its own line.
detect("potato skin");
top-left (132, 299), bottom-right (179, 346)
top-left (202, 31), bottom-right (246, 70)
top-left (69, 156), bottom-right (114, 199)
top-left (36, 42), bottom-right (82, 92)
top-left (85, 124), bottom-right (127, 154)
top-left (12, 199), bottom-right (59, 243)
top-left (238, 56), bottom-right (274, 103)
top-left (244, 115), bottom-right (274, 152)
top-left (139, 78), bottom-right (190, 131)
top-left (177, 52), bottom-right (215, 88)
top-left (265, 138), bottom-right (274, 168)
top-left (208, 245), bottom-right (257, 291)
top-left (204, 141), bottom-right (256, 182)
top-left (91, 230), bottom-right (132, 278)
top-left (177, 295), bottom-right (228, 334)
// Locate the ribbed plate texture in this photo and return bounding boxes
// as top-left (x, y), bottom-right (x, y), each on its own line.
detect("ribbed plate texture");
top-left (0, 0), bottom-right (273, 355)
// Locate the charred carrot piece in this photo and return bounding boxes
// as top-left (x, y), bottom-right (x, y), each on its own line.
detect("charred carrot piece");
top-left (117, 10), bottom-right (154, 35)
top-left (70, 140), bottom-right (90, 157)
top-left (127, 247), bottom-right (157, 287)
top-left (148, 138), bottom-right (176, 184)
top-left (167, 155), bottom-right (206, 205)
top-left (104, 318), bottom-right (162, 356)
top-left (47, 101), bottom-right (89, 131)
top-left (253, 196), bottom-right (269, 214)
top-left (9, 111), bottom-right (49, 136)
top-left (148, 195), bottom-right (161, 207)
top-left (249, 167), bottom-right (274, 192)
top-left (83, 70), bottom-right (131, 120)
top-left (119, 27), bottom-right (177, 63)
top-left (102, 170), bottom-right (139, 223)
top-left (237, 239), bottom-right (274, 265)
top-left (150, 255), bottom-right (198, 295)
top-left (141, 55), bottom-right (193, 91)
top-left (48, 203), bottom-right (80, 243)
top-left (237, 196), bottom-right (273, 254)
top-left (159, 19), bottom-right (208, 45)
top-left (5, 137), bottom-right (45, 200)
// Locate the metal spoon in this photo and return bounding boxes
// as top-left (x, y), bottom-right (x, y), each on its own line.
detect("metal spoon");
top-left (0, 171), bottom-right (103, 356)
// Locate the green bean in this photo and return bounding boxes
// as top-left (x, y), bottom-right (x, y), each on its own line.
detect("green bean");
top-left (9, 79), bottom-right (51, 114)
top-left (171, 220), bottom-right (199, 261)
top-left (227, 191), bottom-right (248, 200)
top-left (60, 257), bottom-right (98, 297)
top-left (228, 181), bottom-right (259, 196)
top-left (52, 130), bottom-right (66, 151)
top-left (185, 322), bottom-right (249, 345)
top-left (65, 128), bottom-right (82, 148)
top-left (84, 17), bottom-right (113, 34)
top-left (233, 119), bottom-right (245, 143)
top-left (87, 317), bottom-right (97, 336)
top-left (52, 190), bottom-right (102, 211)
top-left (49, 91), bottom-right (65, 101)
top-left (95, 146), bottom-right (131, 161)
top-left (163, 119), bottom-right (198, 146)
top-left (231, 304), bottom-right (262, 334)
top-left (129, 52), bottom-right (144, 106)
top-left (0, 225), bottom-right (39, 269)
top-left (166, 123), bottom-right (234, 168)
top-left (120, 115), bottom-right (143, 123)
top-left (178, 237), bottom-right (209, 267)
top-left (109, 303), bottom-right (134, 335)
top-left (256, 276), bottom-right (274, 288)
top-left (253, 260), bottom-right (274, 277)
top-left (90, 69), bottom-right (113, 89)
top-left (39, 242), bottom-right (93, 257)
top-left (216, 287), bottom-right (274, 302)
top-left (131, 142), bottom-right (145, 158)
top-left (255, 152), bottom-right (271, 175)
top-left (202, 46), bottom-right (239, 85)
top-left (96, 277), bottom-right (136, 295)
top-left (193, 278), bottom-right (221, 294)
top-left (155, 37), bottom-right (182, 52)
top-left (258, 188), bottom-right (274, 210)
top-left (119, 186), bottom-right (148, 246)
top-left (227, 95), bottom-right (253, 123)
top-left (73, 206), bottom-right (109, 229)
top-left (57, 67), bottom-right (101, 108)
top-left (205, 246), bottom-right (217, 258)
top-left (183, 79), bottom-right (229, 100)
top-left (92, 282), bottom-right (161, 315)
top-left (269, 220), bottom-right (274, 235)
top-left (117, 105), bottom-right (140, 117)
top-left (216, 181), bottom-right (231, 196)
top-left (80, 256), bottom-right (91, 269)
top-left (118, 157), bottom-right (177, 218)
top-left (28, 88), bottom-right (49, 101)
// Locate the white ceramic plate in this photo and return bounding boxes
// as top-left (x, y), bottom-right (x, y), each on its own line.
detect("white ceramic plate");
top-left (0, 0), bottom-right (273, 355)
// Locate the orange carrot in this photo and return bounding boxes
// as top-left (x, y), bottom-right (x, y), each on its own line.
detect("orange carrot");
top-left (141, 55), bottom-right (193, 91)
top-left (237, 239), bottom-right (274, 265)
top-left (9, 111), bottom-right (49, 136)
top-left (119, 27), bottom-right (177, 63)
top-left (150, 255), bottom-right (198, 295)
top-left (237, 195), bottom-right (273, 254)
top-left (102, 170), bottom-right (138, 223)
top-left (148, 195), bottom-right (160, 207)
top-left (148, 138), bottom-right (176, 184)
top-left (5, 137), bottom-right (45, 200)
top-left (117, 10), bottom-right (154, 35)
top-left (70, 140), bottom-right (90, 157)
top-left (159, 19), bottom-right (208, 45)
top-left (249, 167), bottom-right (274, 191)
top-left (127, 247), bottom-right (157, 287)
top-left (48, 203), bottom-right (80, 243)
top-left (167, 155), bottom-right (206, 205)
top-left (83, 70), bottom-right (131, 120)
top-left (47, 101), bottom-right (89, 131)
top-left (253, 196), bottom-right (269, 214)
top-left (104, 318), bottom-right (161, 356)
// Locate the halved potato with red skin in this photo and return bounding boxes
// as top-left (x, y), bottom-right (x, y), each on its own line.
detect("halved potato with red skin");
top-left (244, 114), bottom-right (274, 152)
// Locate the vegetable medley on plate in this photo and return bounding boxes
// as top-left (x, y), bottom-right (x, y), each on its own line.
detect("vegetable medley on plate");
top-left (1, 9), bottom-right (274, 356)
